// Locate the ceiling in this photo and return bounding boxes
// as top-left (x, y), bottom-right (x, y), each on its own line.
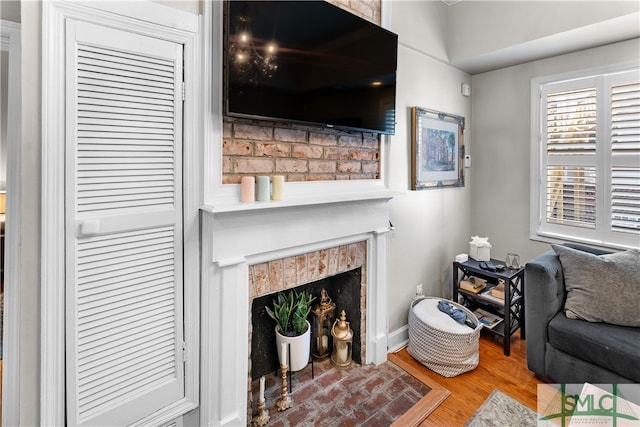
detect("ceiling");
top-left (450, 11), bottom-right (640, 74)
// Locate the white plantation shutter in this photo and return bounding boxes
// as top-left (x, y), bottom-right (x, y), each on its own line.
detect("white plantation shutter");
top-left (545, 166), bottom-right (596, 228)
top-left (610, 79), bottom-right (640, 234)
top-left (544, 84), bottom-right (598, 229)
top-left (535, 68), bottom-right (640, 247)
top-left (66, 20), bottom-right (185, 426)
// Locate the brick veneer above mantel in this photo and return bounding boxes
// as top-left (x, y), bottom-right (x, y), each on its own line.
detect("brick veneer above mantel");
top-left (222, 120), bottom-right (381, 184)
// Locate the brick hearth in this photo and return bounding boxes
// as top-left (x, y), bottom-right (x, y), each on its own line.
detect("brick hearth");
top-left (249, 358), bottom-right (431, 426)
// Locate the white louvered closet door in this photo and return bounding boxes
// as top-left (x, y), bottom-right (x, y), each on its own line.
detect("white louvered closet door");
top-left (65, 20), bottom-right (185, 426)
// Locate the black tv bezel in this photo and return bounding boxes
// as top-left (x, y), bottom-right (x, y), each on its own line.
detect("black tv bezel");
top-left (222, 0), bottom-right (398, 136)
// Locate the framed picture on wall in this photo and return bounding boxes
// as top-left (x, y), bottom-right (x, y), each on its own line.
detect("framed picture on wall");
top-left (411, 107), bottom-right (465, 190)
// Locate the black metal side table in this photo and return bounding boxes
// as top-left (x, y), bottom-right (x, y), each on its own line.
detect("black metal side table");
top-left (452, 258), bottom-right (525, 356)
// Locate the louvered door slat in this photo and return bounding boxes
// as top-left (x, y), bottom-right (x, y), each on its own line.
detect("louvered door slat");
top-left (79, 361), bottom-right (176, 415)
top-left (79, 117), bottom-right (175, 130)
top-left (78, 67), bottom-right (175, 88)
top-left (80, 298), bottom-right (175, 338)
top-left (79, 82), bottom-right (175, 102)
top-left (79, 268), bottom-right (174, 298)
top-left (79, 44), bottom-right (175, 68)
top-left (80, 336), bottom-right (174, 375)
top-left (79, 118), bottom-right (175, 130)
top-left (79, 97), bottom-right (174, 114)
top-left (80, 110), bottom-right (174, 121)
top-left (66, 20), bottom-right (184, 427)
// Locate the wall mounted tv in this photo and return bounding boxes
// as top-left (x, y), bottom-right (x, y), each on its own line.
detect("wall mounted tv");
top-left (224, 1), bottom-right (398, 135)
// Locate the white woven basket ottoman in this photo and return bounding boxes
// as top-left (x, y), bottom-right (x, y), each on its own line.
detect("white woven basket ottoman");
top-left (407, 297), bottom-right (481, 377)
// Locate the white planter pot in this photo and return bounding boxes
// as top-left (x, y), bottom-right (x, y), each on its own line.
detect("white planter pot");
top-left (275, 320), bottom-right (311, 372)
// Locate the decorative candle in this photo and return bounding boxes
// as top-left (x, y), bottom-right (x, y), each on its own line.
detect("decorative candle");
top-left (256, 176), bottom-right (270, 201)
top-left (241, 176), bottom-right (255, 203)
top-left (336, 342), bottom-right (348, 363)
top-left (259, 375), bottom-right (265, 402)
top-left (271, 175), bottom-right (284, 200)
top-left (281, 342), bottom-right (287, 367)
top-left (322, 335), bottom-right (328, 352)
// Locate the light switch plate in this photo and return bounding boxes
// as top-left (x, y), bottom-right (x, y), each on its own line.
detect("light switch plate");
top-left (461, 83), bottom-right (471, 97)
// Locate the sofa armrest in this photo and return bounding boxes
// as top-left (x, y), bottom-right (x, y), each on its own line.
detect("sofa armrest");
top-left (524, 249), bottom-right (565, 376)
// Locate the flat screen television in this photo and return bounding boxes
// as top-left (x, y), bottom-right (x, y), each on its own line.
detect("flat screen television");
top-left (224, 1), bottom-right (398, 135)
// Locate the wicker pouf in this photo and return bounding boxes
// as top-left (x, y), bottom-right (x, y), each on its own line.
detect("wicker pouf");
top-left (408, 297), bottom-right (481, 377)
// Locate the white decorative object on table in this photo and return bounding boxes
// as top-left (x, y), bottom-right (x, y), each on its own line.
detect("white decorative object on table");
top-left (469, 235), bottom-right (491, 261)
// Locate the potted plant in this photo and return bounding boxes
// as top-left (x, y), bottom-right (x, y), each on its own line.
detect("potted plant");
top-left (266, 289), bottom-right (315, 372)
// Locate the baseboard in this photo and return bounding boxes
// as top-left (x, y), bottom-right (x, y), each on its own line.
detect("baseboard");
top-left (387, 324), bottom-right (409, 353)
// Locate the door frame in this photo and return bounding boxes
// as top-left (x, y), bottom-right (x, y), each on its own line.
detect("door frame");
top-left (41, 2), bottom-right (202, 425)
top-left (1, 18), bottom-right (21, 427)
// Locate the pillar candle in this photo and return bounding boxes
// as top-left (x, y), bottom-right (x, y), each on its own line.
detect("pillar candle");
top-left (281, 342), bottom-right (287, 367)
top-left (259, 376), bottom-right (265, 401)
top-left (241, 176), bottom-right (255, 203)
top-left (337, 342), bottom-right (348, 363)
top-left (256, 176), bottom-right (270, 202)
top-left (271, 175), bottom-right (284, 200)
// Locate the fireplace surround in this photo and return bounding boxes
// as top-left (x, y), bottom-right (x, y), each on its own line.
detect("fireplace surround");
top-left (200, 195), bottom-right (392, 426)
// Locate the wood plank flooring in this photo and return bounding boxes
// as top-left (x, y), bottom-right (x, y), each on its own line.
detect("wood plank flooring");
top-left (389, 333), bottom-right (544, 427)
top-left (0, 335), bottom-right (539, 427)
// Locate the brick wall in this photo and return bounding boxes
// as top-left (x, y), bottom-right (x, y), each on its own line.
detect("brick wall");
top-left (223, 0), bottom-right (383, 185)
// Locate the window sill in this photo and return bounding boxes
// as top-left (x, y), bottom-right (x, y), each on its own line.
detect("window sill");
top-left (530, 230), bottom-right (637, 252)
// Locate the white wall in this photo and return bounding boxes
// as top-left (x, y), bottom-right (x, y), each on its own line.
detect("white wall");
top-left (470, 37), bottom-right (640, 265)
top-left (386, 1), bottom-right (472, 334)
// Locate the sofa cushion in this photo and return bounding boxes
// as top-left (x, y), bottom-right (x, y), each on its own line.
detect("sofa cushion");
top-left (548, 313), bottom-right (640, 382)
top-left (552, 244), bottom-right (640, 327)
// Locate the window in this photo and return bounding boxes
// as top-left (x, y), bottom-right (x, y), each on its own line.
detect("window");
top-left (531, 67), bottom-right (640, 249)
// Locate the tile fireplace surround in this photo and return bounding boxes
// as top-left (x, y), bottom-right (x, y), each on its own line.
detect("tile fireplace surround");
top-left (200, 194), bottom-right (392, 426)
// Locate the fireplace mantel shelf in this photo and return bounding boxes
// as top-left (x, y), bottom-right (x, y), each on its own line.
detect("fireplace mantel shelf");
top-left (201, 189), bottom-right (394, 215)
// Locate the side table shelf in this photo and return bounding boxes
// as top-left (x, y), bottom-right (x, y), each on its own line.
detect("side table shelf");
top-left (452, 259), bottom-right (525, 356)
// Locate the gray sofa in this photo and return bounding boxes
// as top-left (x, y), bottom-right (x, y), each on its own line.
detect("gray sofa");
top-left (524, 244), bottom-right (640, 384)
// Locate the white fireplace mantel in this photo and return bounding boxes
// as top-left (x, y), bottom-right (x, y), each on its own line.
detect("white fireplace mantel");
top-left (199, 196), bottom-right (392, 426)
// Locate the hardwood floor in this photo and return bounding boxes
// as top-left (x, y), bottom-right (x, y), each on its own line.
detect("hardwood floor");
top-left (0, 336), bottom-right (537, 427)
top-left (389, 332), bottom-right (544, 427)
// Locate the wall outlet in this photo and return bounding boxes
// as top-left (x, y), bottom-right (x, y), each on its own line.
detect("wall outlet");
top-left (416, 284), bottom-right (423, 296)
top-left (464, 154), bottom-right (471, 168)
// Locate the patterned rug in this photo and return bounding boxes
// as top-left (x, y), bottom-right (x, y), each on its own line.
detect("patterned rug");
top-left (251, 358), bottom-right (437, 426)
top-left (465, 389), bottom-right (537, 427)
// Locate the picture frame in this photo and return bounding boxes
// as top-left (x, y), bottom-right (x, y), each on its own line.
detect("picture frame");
top-left (411, 107), bottom-right (465, 190)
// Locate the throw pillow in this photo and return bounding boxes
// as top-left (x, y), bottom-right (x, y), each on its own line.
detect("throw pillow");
top-left (552, 244), bottom-right (640, 327)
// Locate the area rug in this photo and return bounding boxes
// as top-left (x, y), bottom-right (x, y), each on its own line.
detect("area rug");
top-left (465, 389), bottom-right (537, 427)
top-left (251, 357), bottom-right (447, 427)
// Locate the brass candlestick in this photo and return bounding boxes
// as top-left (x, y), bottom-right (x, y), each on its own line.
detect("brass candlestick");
top-left (251, 398), bottom-right (270, 426)
top-left (275, 364), bottom-right (292, 411)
